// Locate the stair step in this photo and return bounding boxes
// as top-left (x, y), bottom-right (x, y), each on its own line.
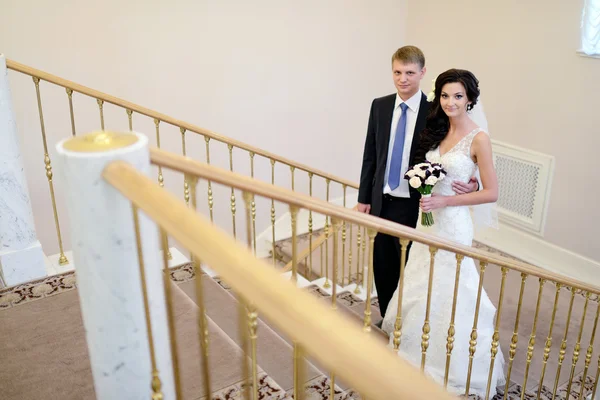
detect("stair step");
top-left (174, 266), bottom-right (322, 392)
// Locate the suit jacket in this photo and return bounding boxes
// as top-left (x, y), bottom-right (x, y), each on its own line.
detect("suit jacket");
top-left (358, 92), bottom-right (431, 217)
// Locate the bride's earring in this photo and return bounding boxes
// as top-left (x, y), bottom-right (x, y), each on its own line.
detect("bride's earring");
top-left (466, 103), bottom-right (473, 113)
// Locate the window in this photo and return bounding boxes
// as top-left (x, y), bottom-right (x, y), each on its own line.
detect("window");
top-left (581, 0), bottom-right (600, 56)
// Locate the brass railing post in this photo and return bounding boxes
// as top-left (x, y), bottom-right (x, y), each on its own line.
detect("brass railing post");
top-left (132, 205), bottom-right (163, 400)
top-left (308, 173), bottom-right (314, 278)
top-left (181, 128), bottom-right (190, 207)
top-left (520, 278), bottom-right (545, 399)
top-left (421, 246), bottom-right (438, 370)
top-left (536, 283), bottom-right (562, 400)
top-left (565, 291), bottom-right (590, 397)
top-left (290, 206), bottom-right (300, 283)
top-left (486, 267), bottom-right (507, 400)
top-left (354, 227), bottom-right (362, 295)
top-left (465, 260), bottom-right (487, 395)
top-left (270, 159), bottom-right (276, 266)
top-left (392, 239), bottom-right (409, 352)
top-left (97, 99), bottom-right (105, 130)
top-left (188, 175), bottom-right (211, 398)
top-left (579, 300), bottom-right (600, 399)
top-left (205, 137), bottom-right (214, 222)
top-left (444, 253), bottom-right (464, 388)
top-left (32, 76), bottom-right (68, 265)
top-left (65, 88), bottom-right (76, 136)
top-left (552, 287), bottom-right (576, 400)
top-left (363, 229), bottom-right (377, 332)
top-left (503, 273), bottom-right (528, 399)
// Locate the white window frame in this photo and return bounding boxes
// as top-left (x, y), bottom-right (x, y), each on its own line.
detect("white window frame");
top-left (580, 0), bottom-right (600, 58)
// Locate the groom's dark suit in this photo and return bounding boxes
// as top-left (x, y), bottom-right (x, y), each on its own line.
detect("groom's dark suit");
top-left (358, 91), bottom-right (430, 319)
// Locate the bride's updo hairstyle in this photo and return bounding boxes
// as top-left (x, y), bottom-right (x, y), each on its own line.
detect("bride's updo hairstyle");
top-left (415, 69), bottom-right (480, 163)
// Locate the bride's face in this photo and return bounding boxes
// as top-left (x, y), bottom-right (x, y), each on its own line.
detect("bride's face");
top-left (440, 82), bottom-right (471, 118)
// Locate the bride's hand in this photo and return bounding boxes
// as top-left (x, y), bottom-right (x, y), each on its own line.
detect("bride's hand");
top-left (420, 194), bottom-right (448, 212)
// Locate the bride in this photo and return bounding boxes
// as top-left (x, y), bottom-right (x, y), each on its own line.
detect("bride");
top-left (381, 68), bottom-right (505, 399)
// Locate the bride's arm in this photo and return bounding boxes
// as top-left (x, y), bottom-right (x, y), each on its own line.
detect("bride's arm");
top-left (421, 133), bottom-right (497, 211)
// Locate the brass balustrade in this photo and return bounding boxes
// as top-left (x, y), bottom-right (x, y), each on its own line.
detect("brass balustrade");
top-left (149, 147), bottom-right (600, 399)
top-left (103, 159), bottom-right (457, 400)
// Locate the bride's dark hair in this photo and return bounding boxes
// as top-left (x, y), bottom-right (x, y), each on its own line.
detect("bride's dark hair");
top-left (415, 68), bottom-right (480, 163)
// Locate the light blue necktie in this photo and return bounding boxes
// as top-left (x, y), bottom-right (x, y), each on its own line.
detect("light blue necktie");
top-left (388, 102), bottom-right (409, 190)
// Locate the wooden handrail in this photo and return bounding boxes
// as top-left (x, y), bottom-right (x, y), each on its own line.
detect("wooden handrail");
top-left (6, 58), bottom-right (357, 189)
top-left (102, 160), bottom-right (457, 400)
top-left (150, 147), bottom-right (600, 297)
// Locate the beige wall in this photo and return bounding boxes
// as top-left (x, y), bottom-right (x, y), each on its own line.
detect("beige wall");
top-left (0, 0), bottom-right (407, 255)
top-left (405, 0), bottom-right (600, 261)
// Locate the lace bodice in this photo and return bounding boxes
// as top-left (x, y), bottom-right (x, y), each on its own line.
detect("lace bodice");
top-left (422, 128), bottom-right (484, 245)
top-left (427, 128), bottom-right (482, 196)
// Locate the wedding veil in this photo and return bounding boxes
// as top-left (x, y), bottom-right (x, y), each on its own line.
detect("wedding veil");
top-left (467, 99), bottom-right (499, 230)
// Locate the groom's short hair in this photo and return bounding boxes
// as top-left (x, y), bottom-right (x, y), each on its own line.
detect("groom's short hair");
top-left (392, 46), bottom-right (425, 69)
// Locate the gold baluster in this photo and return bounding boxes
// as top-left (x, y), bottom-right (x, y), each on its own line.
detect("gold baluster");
top-left (323, 217), bottom-right (331, 289)
top-left (323, 179), bottom-right (331, 289)
top-left (579, 300), bottom-right (600, 399)
top-left (565, 291), bottom-right (590, 398)
top-left (32, 77), bottom-right (68, 266)
top-left (293, 343), bottom-right (306, 400)
top-left (444, 254), bottom-right (464, 388)
top-left (97, 99), bottom-right (105, 130)
top-left (465, 261), bottom-right (487, 394)
top-left (270, 159), bottom-right (276, 266)
top-left (361, 226), bottom-right (367, 292)
top-left (341, 185), bottom-right (347, 287)
top-left (290, 166), bottom-right (295, 191)
top-left (243, 192), bottom-right (259, 400)
top-left (347, 222), bottom-right (352, 289)
top-left (227, 144), bottom-right (237, 238)
top-left (485, 267), bottom-right (507, 400)
top-left (503, 273), bottom-right (527, 399)
top-left (363, 229), bottom-right (377, 332)
top-left (520, 279), bottom-right (545, 399)
top-left (392, 239), bottom-right (409, 352)
top-left (421, 247), bottom-right (438, 370)
top-left (354, 227), bottom-right (362, 295)
top-left (552, 287), bottom-right (576, 400)
top-left (536, 283), bottom-right (562, 400)
top-left (249, 152), bottom-right (257, 254)
top-left (153, 119), bottom-right (171, 260)
top-left (308, 173), bottom-right (314, 278)
top-left (126, 109), bottom-right (133, 131)
top-left (238, 297), bottom-right (251, 400)
top-left (159, 230), bottom-right (183, 399)
top-left (331, 219), bottom-right (342, 309)
top-left (204, 137), bottom-right (214, 222)
top-left (180, 128), bottom-right (190, 206)
top-left (65, 88), bottom-right (76, 136)
top-left (593, 352), bottom-right (600, 400)
top-left (330, 217), bottom-right (342, 400)
top-left (132, 205), bottom-right (163, 400)
top-left (188, 176), bottom-right (211, 398)
top-left (290, 206), bottom-right (299, 283)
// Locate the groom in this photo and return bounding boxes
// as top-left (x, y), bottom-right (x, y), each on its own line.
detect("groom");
top-left (357, 46), bottom-right (477, 327)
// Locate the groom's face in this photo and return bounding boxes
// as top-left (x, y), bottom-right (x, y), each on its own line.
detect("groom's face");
top-left (392, 60), bottom-right (425, 100)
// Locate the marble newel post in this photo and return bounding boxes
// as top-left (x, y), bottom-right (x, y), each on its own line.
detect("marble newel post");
top-left (0, 53), bottom-right (47, 286)
top-left (55, 131), bottom-right (175, 400)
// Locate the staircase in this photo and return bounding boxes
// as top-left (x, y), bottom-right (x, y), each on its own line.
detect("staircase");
top-left (2, 57), bottom-right (600, 400)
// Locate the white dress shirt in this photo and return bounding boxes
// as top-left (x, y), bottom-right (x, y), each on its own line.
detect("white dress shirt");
top-left (383, 91), bottom-right (422, 198)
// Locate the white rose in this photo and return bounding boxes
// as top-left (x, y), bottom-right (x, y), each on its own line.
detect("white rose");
top-left (409, 176), bottom-right (422, 189)
top-left (425, 176), bottom-right (438, 185)
top-left (416, 169), bottom-right (427, 178)
top-left (427, 91), bottom-right (435, 102)
top-left (438, 172), bottom-right (446, 181)
top-left (405, 169), bottom-right (416, 178)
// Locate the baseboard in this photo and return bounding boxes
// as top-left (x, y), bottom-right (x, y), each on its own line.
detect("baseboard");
top-left (475, 223), bottom-right (600, 287)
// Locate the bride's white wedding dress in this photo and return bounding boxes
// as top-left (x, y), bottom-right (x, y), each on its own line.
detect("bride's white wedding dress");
top-left (381, 128), bottom-right (505, 399)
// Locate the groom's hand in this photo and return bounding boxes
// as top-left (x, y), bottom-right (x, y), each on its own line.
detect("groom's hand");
top-left (357, 203), bottom-right (371, 214)
top-left (452, 177), bottom-right (479, 195)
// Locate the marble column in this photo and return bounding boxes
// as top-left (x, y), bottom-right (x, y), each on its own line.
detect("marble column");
top-left (55, 131), bottom-right (175, 400)
top-left (0, 54), bottom-right (47, 287)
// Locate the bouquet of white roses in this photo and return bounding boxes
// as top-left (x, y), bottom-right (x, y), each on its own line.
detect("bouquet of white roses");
top-left (404, 162), bottom-right (447, 226)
